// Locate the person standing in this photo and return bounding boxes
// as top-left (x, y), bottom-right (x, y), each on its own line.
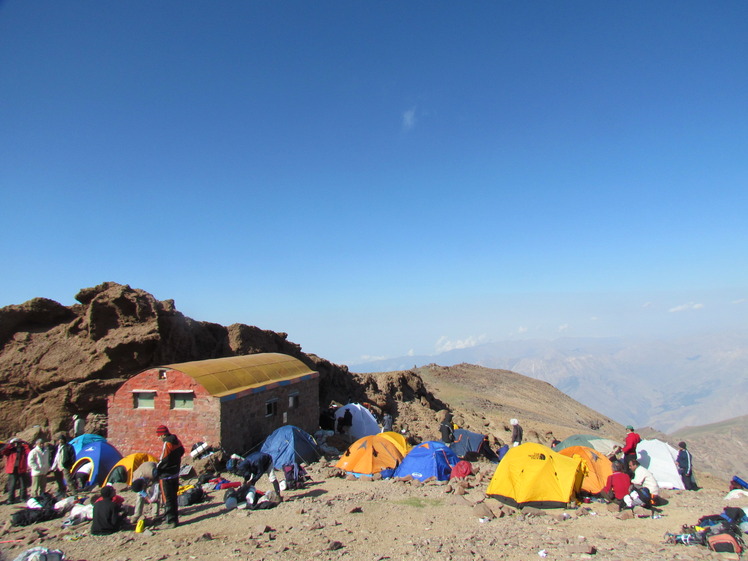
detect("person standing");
top-left (510, 419), bottom-right (523, 447)
top-left (51, 435), bottom-right (77, 496)
top-left (621, 425), bottom-right (641, 474)
top-left (2, 438), bottom-right (30, 504)
top-left (439, 412), bottom-right (455, 443)
top-left (27, 439), bottom-right (51, 497)
top-left (676, 441), bottom-right (697, 490)
top-left (72, 414), bottom-right (86, 438)
top-left (155, 425), bottom-right (184, 529)
top-left (382, 412), bottom-right (393, 432)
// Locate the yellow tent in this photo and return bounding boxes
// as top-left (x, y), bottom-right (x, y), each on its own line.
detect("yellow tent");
top-left (379, 431), bottom-right (411, 456)
top-left (486, 442), bottom-right (584, 508)
top-left (558, 445), bottom-right (613, 494)
top-left (335, 434), bottom-right (404, 477)
top-left (103, 452), bottom-right (158, 486)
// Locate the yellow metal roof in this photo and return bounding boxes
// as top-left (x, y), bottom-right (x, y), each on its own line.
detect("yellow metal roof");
top-left (163, 353), bottom-right (317, 398)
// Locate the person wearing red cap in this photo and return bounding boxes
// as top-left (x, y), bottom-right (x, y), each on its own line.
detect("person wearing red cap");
top-left (155, 425), bottom-right (184, 528)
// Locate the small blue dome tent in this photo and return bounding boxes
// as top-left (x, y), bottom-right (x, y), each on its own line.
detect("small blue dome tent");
top-left (69, 434), bottom-right (106, 456)
top-left (70, 440), bottom-right (123, 487)
top-left (450, 429), bottom-right (498, 462)
top-left (393, 441), bottom-right (459, 481)
top-left (260, 425), bottom-right (321, 469)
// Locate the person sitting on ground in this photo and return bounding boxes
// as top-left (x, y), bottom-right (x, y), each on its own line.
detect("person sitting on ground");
top-left (91, 485), bottom-right (125, 535)
top-left (628, 458), bottom-right (660, 505)
top-left (235, 451), bottom-right (282, 505)
top-left (600, 460), bottom-right (631, 510)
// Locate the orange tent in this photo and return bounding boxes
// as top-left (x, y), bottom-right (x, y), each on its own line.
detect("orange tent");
top-left (558, 445), bottom-right (613, 494)
top-left (335, 434), bottom-right (404, 477)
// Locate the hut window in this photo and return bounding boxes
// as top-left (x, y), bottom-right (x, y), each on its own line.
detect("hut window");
top-left (158, 369), bottom-right (167, 380)
top-left (169, 392), bottom-right (194, 410)
top-left (265, 399), bottom-right (278, 417)
top-left (288, 392), bottom-right (299, 409)
top-left (133, 391), bottom-right (156, 409)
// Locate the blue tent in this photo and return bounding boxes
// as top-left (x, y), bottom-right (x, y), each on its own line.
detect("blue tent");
top-left (393, 441), bottom-right (459, 482)
top-left (70, 440), bottom-right (123, 487)
top-left (69, 433), bottom-right (106, 456)
top-left (450, 429), bottom-right (498, 462)
top-left (260, 425), bottom-right (321, 469)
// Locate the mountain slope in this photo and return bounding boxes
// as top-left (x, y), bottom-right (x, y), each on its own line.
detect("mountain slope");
top-left (352, 334), bottom-right (748, 432)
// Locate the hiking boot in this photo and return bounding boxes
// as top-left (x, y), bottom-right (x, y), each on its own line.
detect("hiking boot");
top-left (166, 522), bottom-right (179, 529)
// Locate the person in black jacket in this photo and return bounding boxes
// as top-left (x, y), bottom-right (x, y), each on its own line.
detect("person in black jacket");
top-left (155, 425), bottom-right (184, 529)
top-left (51, 435), bottom-right (76, 496)
top-left (676, 441), bottom-right (697, 490)
top-left (439, 412), bottom-right (454, 444)
top-left (90, 486), bottom-right (124, 535)
top-left (235, 451), bottom-right (282, 505)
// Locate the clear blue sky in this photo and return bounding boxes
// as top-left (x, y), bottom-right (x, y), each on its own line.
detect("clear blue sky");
top-left (1, 1), bottom-right (746, 366)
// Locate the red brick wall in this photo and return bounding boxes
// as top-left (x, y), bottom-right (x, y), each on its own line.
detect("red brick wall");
top-left (107, 368), bottom-right (220, 458)
top-left (109, 369), bottom-right (320, 458)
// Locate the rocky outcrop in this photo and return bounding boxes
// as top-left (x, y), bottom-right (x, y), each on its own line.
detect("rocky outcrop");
top-left (0, 282), bottom-right (403, 435)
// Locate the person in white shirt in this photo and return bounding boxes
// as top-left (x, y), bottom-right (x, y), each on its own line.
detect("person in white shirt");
top-left (27, 439), bottom-right (51, 496)
top-left (628, 458), bottom-right (660, 498)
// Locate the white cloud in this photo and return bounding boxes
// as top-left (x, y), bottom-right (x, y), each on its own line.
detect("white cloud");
top-left (517, 326), bottom-right (528, 334)
top-left (732, 298), bottom-right (746, 305)
top-left (668, 302), bottom-right (704, 313)
top-left (435, 334), bottom-right (487, 354)
top-left (590, 316), bottom-right (598, 321)
top-left (357, 354), bottom-right (387, 362)
top-left (558, 324), bottom-right (570, 333)
top-left (407, 349), bottom-right (414, 356)
top-left (402, 107), bottom-right (416, 132)
top-left (642, 302), bottom-right (652, 308)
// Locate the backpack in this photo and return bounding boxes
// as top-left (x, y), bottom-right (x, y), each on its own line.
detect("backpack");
top-left (283, 463), bottom-right (309, 490)
top-left (61, 443), bottom-right (75, 470)
top-left (633, 486), bottom-right (652, 506)
top-left (177, 486), bottom-right (205, 506)
top-left (11, 506), bottom-right (57, 527)
top-left (707, 533), bottom-right (744, 554)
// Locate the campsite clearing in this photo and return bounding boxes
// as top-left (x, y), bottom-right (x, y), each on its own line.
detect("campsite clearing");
top-left (0, 462), bottom-right (742, 561)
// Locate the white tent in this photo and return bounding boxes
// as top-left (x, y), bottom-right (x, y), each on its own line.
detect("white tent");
top-left (334, 403), bottom-right (380, 441)
top-left (637, 439), bottom-right (685, 490)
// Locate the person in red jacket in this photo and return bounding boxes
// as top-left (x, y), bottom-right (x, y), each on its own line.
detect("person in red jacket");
top-left (621, 425), bottom-right (641, 475)
top-left (600, 460), bottom-right (631, 510)
top-left (2, 438), bottom-right (30, 504)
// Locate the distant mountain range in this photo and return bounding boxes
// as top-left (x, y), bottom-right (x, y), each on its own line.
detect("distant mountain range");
top-left (350, 332), bottom-right (748, 433)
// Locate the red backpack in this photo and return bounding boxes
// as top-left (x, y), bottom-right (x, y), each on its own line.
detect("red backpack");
top-left (450, 460), bottom-right (473, 480)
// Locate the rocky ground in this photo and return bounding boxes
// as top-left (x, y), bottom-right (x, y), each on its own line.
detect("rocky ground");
top-left (1, 461), bottom-right (744, 561)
